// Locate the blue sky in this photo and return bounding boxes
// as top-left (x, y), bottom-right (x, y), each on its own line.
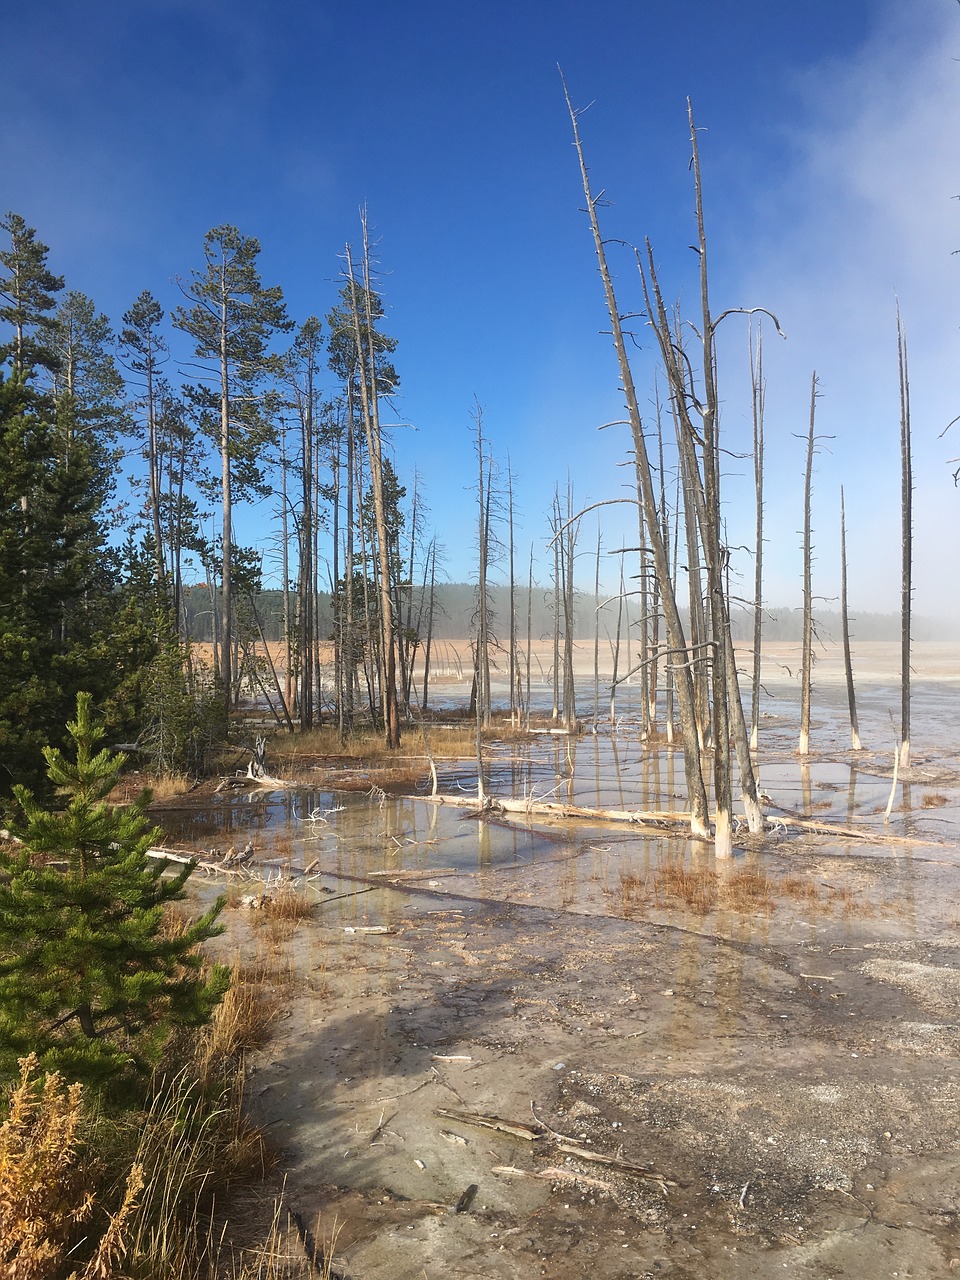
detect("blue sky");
top-left (3, 0), bottom-right (959, 619)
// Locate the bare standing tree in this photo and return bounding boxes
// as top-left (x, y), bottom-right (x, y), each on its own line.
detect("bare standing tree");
top-left (897, 307), bottom-right (913, 769)
top-left (593, 521), bottom-right (602, 733)
top-left (637, 102), bottom-right (768, 845)
top-left (560, 478), bottom-right (579, 732)
top-left (563, 77), bottom-right (711, 839)
top-left (839, 485), bottom-right (862, 750)
top-left (507, 460), bottom-right (519, 726)
top-left (799, 373), bottom-right (818, 758)
top-left (749, 325), bottom-right (765, 752)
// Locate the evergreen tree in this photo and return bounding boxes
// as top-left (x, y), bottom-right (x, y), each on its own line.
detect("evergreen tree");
top-left (0, 371), bottom-right (59, 785)
top-left (173, 226), bottom-right (292, 717)
top-left (51, 289), bottom-right (129, 456)
top-left (120, 290), bottom-right (170, 591)
top-left (0, 212), bottom-right (63, 374)
top-left (0, 693), bottom-right (229, 1093)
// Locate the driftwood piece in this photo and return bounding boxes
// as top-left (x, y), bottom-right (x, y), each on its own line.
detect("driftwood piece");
top-left (494, 1164), bottom-right (616, 1194)
top-left (435, 1107), bottom-right (544, 1142)
top-left (555, 1141), bottom-right (677, 1187)
top-left (453, 1183), bottom-right (479, 1214)
top-left (368, 866), bottom-right (459, 880)
top-left (442, 1104), bottom-right (677, 1190)
top-left (768, 808), bottom-right (937, 847)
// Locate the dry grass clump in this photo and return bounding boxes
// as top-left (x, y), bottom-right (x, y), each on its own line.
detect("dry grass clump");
top-left (260, 887), bottom-right (316, 924)
top-left (263, 720), bottom-right (499, 769)
top-left (0, 958), bottom-right (287, 1280)
top-left (0, 1055), bottom-right (145, 1280)
top-left (198, 957), bottom-right (282, 1072)
top-left (921, 792), bottom-right (950, 808)
top-left (145, 772), bottom-right (196, 802)
top-left (0, 1055), bottom-right (92, 1279)
top-left (619, 863), bottom-right (867, 918)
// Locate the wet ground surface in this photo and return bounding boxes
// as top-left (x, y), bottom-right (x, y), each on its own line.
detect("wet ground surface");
top-left (162, 644), bottom-right (960, 1278)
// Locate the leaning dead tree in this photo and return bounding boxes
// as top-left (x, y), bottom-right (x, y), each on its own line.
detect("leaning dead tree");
top-left (636, 102), bottom-right (770, 848)
top-left (897, 307), bottom-right (913, 770)
top-left (839, 485), bottom-right (861, 750)
top-left (563, 77), bottom-right (711, 840)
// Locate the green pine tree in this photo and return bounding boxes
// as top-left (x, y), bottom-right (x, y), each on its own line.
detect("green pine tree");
top-left (0, 693), bottom-right (229, 1094)
top-left (0, 211), bottom-right (64, 374)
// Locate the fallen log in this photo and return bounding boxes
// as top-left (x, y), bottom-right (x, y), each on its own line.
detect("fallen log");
top-left (420, 792), bottom-right (939, 847)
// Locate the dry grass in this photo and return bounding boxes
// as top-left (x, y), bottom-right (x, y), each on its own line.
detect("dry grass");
top-left (199, 957), bottom-right (282, 1071)
top-left (146, 772), bottom-right (196, 801)
top-left (620, 863), bottom-right (866, 918)
top-left (224, 1209), bottom-right (344, 1280)
top-left (0, 1055), bottom-right (92, 1279)
top-left (263, 720), bottom-right (510, 772)
top-left (0, 954), bottom-right (291, 1280)
top-left (260, 887), bottom-right (316, 924)
top-left (921, 792), bottom-right (950, 808)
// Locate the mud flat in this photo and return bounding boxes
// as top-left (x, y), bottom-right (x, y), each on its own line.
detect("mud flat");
top-left (168, 641), bottom-right (960, 1278)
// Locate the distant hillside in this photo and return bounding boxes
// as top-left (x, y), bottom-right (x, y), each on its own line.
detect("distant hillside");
top-left (179, 583), bottom-right (960, 645)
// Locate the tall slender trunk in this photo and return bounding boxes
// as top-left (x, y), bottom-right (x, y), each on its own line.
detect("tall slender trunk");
top-left (343, 394), bottom-right (356, 736)
top-left (508, 464), bottom-right (518, 726)
top-left (525, 545), bottom-right (534, 731)
top-left (346, 229), bottom-right (400, 748)
top-left (593, 521), bottom-right (601, 733)
top-left (564, 77), bottom-right (709, 837)
top-left (299, 368), bottom-right (317, 731)
top-left (799, 372), bottom-right (817, 758)
top-left (551, 493), bottom-right (561, 724)
top-left (610, 563), bottom-right (625, 727)
top-left (750, 326), bottom-right (765, 752)
top-left (280, 430), bottom-right (293, 720)
top-left (421, 539), bottom-right (437, 712)
top-left (898, 308), bottom-right (912, 769)
top-left (839, 486), bottom-right (861, 751)
top-left (219, 291), bottom-right (233, 721)
top-left (145, 351), bottom-right (166, 591)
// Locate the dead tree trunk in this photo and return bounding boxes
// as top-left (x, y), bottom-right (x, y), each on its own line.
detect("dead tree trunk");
top-left (593, 521), bottom-right (601, 733)
top-left (508, 462), bottom-right (518, 726)
top-left (525, 544), bottom-right (534, 731)
top-left (564, 78), bottom-right (710, 838)
top-left (799, 372), bottom-right (817, 758)
top-left (551, 492), bottom-right (561, 724)
top-left (610, 563), bottom-right (626, 727)
top-left (839, 486), bottom-right (861, 751)
top-left (346, 229), bottom-right (401, 749)
top-left (750, 325), bottom-right (765, 752)
top-left (898, 308), bottom-right (912, 769)
top-left (561, 479), bottom-right (578, 731)
top-left (420, 538), bottom-right (437, 712)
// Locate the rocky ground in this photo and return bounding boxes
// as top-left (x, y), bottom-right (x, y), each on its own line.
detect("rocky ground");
top-left (198, 815), bottom-right (960, 1280)
top-left (160, 641), bottom-right (960, 1278)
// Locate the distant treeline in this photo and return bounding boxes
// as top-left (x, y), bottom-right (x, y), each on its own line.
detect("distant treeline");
top-left (180, 583), bottom-right (959, 646)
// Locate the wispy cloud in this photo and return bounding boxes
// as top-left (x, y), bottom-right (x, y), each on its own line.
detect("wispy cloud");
top-left (725, 0), bottom-right (960, 619)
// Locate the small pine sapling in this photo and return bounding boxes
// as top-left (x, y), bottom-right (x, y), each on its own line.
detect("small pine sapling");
top-left (0, 693), bottom-right (229, 1094)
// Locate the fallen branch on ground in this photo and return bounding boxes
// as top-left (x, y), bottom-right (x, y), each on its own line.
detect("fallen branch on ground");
top-left (422, 793), bottom-right (938, 846)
